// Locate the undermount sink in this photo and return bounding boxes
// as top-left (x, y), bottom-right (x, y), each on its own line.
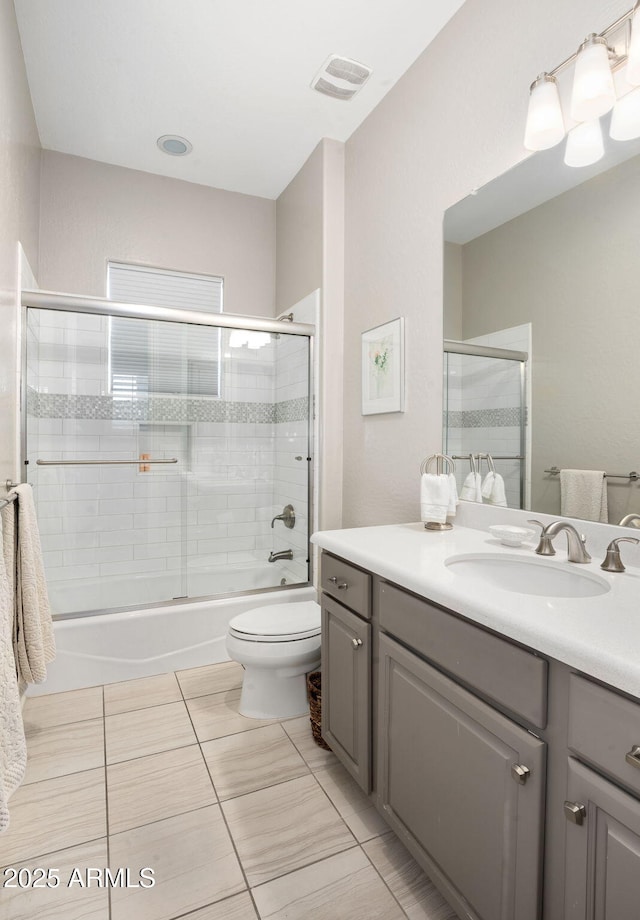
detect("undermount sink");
top-left (445, 553), bottom-right (610, 598)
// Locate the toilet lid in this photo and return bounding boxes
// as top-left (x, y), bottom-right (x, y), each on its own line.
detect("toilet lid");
top-left (229, 601), bottom-right (321, 642)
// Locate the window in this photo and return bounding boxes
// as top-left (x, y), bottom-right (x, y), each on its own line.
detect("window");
top-left (107, 262), bottom-right (223, 397)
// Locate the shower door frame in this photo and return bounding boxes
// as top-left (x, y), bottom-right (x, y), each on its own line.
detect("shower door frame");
top-left (443, 339), bottom-right (528, 510)
top-left (21, 289), bottom-right (316, 618)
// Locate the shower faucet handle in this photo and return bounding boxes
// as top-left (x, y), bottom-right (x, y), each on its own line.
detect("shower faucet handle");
top-left (270, 504), bottom-right (296, 529)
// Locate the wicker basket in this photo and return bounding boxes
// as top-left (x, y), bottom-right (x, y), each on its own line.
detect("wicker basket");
top-left (307, 670), bottom-right (332, 750)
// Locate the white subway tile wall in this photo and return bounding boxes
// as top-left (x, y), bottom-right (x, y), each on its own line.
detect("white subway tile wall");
top-left (445, 324), bottom-right (530, 509)
top-left (26, 311), bottom-right (311, 613)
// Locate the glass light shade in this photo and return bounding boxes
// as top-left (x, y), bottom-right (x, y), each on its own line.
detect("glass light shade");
top-left (627, 5), bottom-right (640, 86)
top-left (610, 85), bottom-right (640, 140)
top-left (564, 118), bottom-right (604, 167)
top-left (570, 35), bottom-right (616, 122)
top-left (524, 74), bottom-right (565, 150)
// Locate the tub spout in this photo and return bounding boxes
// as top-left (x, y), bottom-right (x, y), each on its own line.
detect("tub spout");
top-left (269, 549), bottom-right (293, 562)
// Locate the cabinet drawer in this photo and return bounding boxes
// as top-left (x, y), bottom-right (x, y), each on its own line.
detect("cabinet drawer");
top-left (379, 580), bottom-right (547, 728)
top-left (321, 552), bottom-right (371, 618)
top-left (568, 674), bottom-right (640, 796)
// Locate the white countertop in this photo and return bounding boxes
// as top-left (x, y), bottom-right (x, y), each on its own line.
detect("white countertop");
top-left (311, 521), bottom-right (640, 699)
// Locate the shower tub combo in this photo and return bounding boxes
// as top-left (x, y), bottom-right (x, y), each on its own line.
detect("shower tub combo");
top-left (23, 287), bottom-right (315, 695)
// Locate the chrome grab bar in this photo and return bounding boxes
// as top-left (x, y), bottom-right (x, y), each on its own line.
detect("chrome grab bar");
top-left (36, 458), bottom-right (178, 466)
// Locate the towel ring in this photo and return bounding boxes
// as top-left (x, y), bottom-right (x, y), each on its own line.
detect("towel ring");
top-left (420, 453), bottom-right (455, 476)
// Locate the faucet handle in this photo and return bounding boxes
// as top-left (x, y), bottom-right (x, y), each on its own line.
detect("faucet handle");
top-left (601, 537), bottom-right (640, 573)
top-left (527, 520), bottom-right (556, 556)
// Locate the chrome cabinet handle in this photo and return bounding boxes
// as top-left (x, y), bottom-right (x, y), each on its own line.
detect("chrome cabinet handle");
top-left (625, 745), bottom-right (640, 769)
top-left (564, 801), bottom-right (586, 825)
top-left (511, 764), bottom-right (530, 785)
top-left (328, 576), bottom-right (338, 584)
top-left (352, 638), bottom-right (363, 649)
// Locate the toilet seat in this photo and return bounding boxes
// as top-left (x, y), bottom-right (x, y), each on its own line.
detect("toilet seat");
top-left (228, 601), bottom-right (320, 643)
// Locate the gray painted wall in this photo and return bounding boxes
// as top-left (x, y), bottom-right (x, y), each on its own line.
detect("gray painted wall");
top-left (276, 142), bottom-right (324, 313)
top-left (341, 0), bottom-right (628, 527)
top-left (0, 0), bottom-right (41, 483)
top-left (38, 151), bottom-right (277, 317)
top-left (275, 138), bottom-right (345, 530)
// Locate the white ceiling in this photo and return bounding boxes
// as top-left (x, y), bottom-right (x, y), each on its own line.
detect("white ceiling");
top-left (15, 0), bottom-right (465, 200)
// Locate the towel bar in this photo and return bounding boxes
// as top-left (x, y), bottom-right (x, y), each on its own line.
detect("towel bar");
top-left (544, 466), bottom-right (639, 481)
top-left (0, 492), bottom-right (18, 512)
top-left (36, 458), bottom-right (178, 466)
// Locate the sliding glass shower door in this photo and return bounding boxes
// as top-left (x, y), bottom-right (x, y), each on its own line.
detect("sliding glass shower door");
top-left (25, 306), bottom-right (312, 615)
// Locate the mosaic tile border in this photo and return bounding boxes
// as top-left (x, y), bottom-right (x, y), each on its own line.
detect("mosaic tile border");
top-left (29, 391), bottom-right (309, 424)
top-left (445, 407), bottom-right (522, 429)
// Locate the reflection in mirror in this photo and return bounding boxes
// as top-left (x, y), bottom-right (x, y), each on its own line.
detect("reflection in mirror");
top-left (443, 126), bottom-right (640, 525)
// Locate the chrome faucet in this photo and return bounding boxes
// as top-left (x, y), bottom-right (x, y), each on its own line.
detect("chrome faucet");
top-left (268, 549), bottom-right (293, 562)
top-left (618, 513), bottom-right (640, 527)
top-left (528, 520), bottom-right (591, 563)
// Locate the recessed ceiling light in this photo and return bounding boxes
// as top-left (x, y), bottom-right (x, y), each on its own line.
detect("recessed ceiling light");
top-left (157, 135), bottom-right (193, 156)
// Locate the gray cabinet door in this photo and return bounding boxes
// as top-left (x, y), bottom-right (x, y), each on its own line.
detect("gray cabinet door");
top-left (564, 758), bottom-right (640, 919)
top-left (321, 595), bottom-right (371, 791)
top-left (378, 633), bottom-right (545, 920)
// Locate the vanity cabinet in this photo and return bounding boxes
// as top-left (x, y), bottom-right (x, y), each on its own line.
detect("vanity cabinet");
top-left (379, 633), bottom-right (545, 920)
top-left (562, 676), bottom-right (640, 917)
top-left (563, 758), bottom-right (640, 918)
top-left (318, 548), bottom-right (640, 920)
top-left (320, 555), bottom-right (371, 791)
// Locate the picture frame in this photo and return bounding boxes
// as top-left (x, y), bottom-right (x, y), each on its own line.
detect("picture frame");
top-left (361, 317), bottom-right (405, 415)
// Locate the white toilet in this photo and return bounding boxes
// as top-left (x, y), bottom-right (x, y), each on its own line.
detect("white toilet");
top-left (226, 600), bottom-right (321, 719)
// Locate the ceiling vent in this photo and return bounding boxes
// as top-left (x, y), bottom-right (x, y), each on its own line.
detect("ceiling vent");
top-left (311, 55), bottom-right (372, 101)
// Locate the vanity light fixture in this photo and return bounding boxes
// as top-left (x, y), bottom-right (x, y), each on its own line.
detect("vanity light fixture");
top-left (563, 118), bottom-right (604, 167)
top-left (628, 1), bottom-right (640, 85)
top-left (570, 35), bottom-right (617, 122)
top-left (524, 74), bottom-right (565, 150)
top-left (524, 4), bottom-right (640, 165)
top-left (610, 84), bottom-right (640, 139)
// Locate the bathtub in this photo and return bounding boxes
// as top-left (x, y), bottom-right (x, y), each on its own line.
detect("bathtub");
top-left (29, 583), bottom-right (316, 696)
top-left (47, 560), bottom-right (301, 616)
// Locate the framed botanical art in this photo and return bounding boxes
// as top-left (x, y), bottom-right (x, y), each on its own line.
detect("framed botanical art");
top-left (361, 317), bottom-right (405, 415)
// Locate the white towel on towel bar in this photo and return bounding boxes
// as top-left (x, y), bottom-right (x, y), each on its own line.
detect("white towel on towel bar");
top-left (447, 473), bottom-right (459, 517)
top-left (420, 473), bottom-right (451, 524)
top-left (481, 471), bottom-right (508, 507)
top-left (3, 485), bottom-right (55, 685)
top-left (460, 471), bottom-right (483, 502)
top-left (560, 469), bottom-right (608, 523)
top-left (0, 507), bottom-right (27, 833)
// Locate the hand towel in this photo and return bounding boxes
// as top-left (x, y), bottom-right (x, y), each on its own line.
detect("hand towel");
top-left (447, 474), bottom-right (459, 517)
top-left (420, 473), bottom-right (451, 524)
top-left (560, 469), bottom-right (608, 523)
top-left (460, 471), bottom-right (483, 502)
top-left (0, 509), bottom-right (27, 833)
top-left (481, 471), bottom-right (508, 507)
top-left (481, 471), bottom-right (495, 500)
top-left (3, 485), bottom-right (56, 685)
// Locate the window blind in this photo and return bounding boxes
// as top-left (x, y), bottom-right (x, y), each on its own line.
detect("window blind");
top-left (107, 262), bottom-right (223, 397)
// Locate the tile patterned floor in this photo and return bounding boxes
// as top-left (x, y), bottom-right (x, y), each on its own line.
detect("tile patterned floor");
top-left (1, 661), bottom-right (457, 920)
